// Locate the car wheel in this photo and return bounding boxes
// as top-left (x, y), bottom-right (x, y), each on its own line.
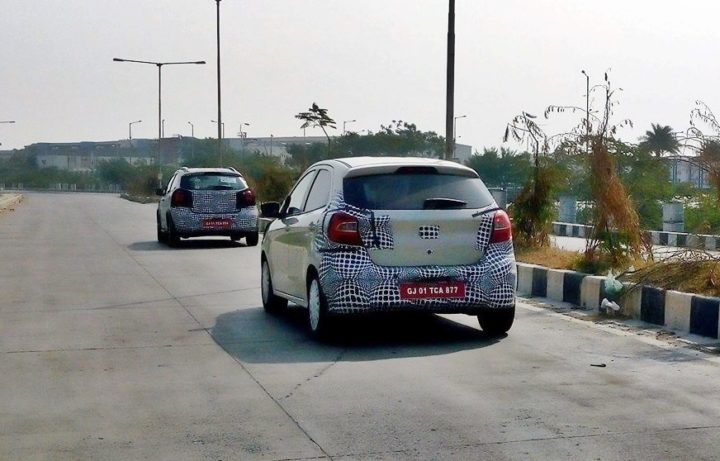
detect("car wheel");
top-left (477, 306), bottom-right (515, 336)
top-left (261, 259), bottom-right (287, 313)
top-left (307, 275), bottom-right (331, 339)
top-left (245, 231), bottom-right (259, 246)
top-left (166, 214), bottom-right (181, 247)
top-left (156, 212), bottom-right (168, 244)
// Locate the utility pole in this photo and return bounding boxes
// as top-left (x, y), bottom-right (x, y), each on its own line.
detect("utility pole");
top-left (581, 70), bottom-right (590, 155)
top-left (444, 0), bottom-right (456, 160)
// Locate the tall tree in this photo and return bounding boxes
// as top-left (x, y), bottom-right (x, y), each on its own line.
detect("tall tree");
top-left (295, 103), bottom-right (336, 144)
top-left (638, 123), bottom-right (679, 157)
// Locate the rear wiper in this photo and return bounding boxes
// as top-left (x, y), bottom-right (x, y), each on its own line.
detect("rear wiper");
top-left (423, 197), bottom-right (467, 209)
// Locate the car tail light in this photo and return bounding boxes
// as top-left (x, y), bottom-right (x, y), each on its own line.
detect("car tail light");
top-left (237, 188), bottom-right (256, 208)
top-left (490, 210), bottom-right (512, 243)
top-left (328, 212), bottom-right (363, 246)
top-left (171, 189), bottom-right (193, 208)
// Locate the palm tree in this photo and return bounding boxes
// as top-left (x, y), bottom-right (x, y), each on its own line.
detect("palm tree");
top-left (295, 103), bottom-right (336, 144)
top-left (639, 123), bottom-right (679, 157)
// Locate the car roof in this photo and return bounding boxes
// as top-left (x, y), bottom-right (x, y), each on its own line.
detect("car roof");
top-left (316, 156), bottom-right (478, 178)
top-left (177, 167), bottom-right (242, 176)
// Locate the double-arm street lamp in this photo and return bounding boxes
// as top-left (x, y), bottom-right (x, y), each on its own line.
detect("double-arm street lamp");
top-left (113, 58), bottom-right (205, 166)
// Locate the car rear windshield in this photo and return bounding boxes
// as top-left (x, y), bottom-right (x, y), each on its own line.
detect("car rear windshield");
top-left (343, 172), bottom-right (495, 210)
top-left (180, 173), bottom-right (248, 191)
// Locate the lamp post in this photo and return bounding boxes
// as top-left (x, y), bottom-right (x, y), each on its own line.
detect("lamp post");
top-left (211, 120), bottom-right (225, 139)
top-left (113, 57), bottom-right (205, 169)
top-left (343, 119), bottom-right (356, 134)
top-left (161, 119), bottom-right (166, 138)
top-left (581, 69), bottom-right (590, 155)
top-left (187, 122), bottom-right (195, 160)
top-left (128, 120), bottom-right (142, 140)
top-left (238, 122), bottom-right (250, 138)
top-left (445, 0), bottom-right (456, 160)
top-left (453, 114), bottom-right (466, 158)
top-left (215, 0), bottom-right (223, 161)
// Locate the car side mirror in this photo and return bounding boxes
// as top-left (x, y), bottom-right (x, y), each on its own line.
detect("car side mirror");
top-left (260, 201), bottom-right (281, 218)
top-left (155, 188), bottom-right (165, 196)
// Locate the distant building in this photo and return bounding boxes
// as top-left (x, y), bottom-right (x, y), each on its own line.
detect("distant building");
top-left (19, 135), bottom-right (473, 171)
top-left (666, 155), bottom-right (708, 188)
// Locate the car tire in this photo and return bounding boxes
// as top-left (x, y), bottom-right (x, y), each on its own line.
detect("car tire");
top-left (477, 306), bottom-right (515, 336)
top-left (261, 259), bottom-right (287, 313)
top-left (307, 275), bottom-right (331, 340)
top-left (156, 212), bottom-right (168, 244)
top-left (166, 214), bottom-right (181, 247)
top-left (245, 231), bottom-right (259, 246)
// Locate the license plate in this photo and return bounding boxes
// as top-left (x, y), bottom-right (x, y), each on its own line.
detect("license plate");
top-left (202, 218), bottom-right (233, 229)
top-left (399, 281), bottom-right (466, 300)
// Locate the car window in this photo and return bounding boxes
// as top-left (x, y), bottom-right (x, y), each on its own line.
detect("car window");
top-left (180, 173), bottom-right (248, 191)
top-left (343, 172), bottom-right (494, 210)
top-left (303, 169), bottom-right (331, 212)
top-left (166, 174), bottom-right (178, 192)
top-left (283, 170), bottom-right (318, 215)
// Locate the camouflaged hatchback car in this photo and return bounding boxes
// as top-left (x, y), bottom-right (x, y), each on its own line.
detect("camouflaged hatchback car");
top-left (259, 157), bottom-right (516, 338)
top-left (156, 167), bottom-right (259, 246)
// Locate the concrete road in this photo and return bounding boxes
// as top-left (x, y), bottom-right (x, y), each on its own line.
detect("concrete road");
top-left (2, 193), bottom-right (720, 460)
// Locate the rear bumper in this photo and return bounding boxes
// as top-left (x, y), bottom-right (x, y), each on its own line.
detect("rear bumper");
top-left (318, 241), bottom-right (516, 315)
top-left (170, 207), bottom-right (258, 237)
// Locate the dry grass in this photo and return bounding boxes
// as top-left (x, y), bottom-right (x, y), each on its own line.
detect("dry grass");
top-left (516, 244), bottom-right (720, 298)
top-left (622, 258), bottom-right (720, 298)
top-left (515, 246), bottom-right (580, 270)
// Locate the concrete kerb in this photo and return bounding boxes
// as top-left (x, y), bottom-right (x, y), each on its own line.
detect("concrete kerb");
top-left (0, 193), bottom-right (23, 212)
top-left (516, 261), bottom-right (720, 340)
top-left (551, 221), bottom-right (720, 251)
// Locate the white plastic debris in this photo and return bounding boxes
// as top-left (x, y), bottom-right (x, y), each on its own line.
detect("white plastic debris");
top-left (601, 297), bottom-right (621, 312)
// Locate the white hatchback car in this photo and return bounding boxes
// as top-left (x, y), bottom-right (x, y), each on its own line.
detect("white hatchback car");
top-left (156, 167), bottom-right (259, 246)
top-left (260, 157), bottom-right (516, 338)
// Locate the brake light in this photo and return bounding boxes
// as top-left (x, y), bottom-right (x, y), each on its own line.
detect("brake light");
top-left (328, 212), bottom-right (363, 246)
top-left (171, 189), bottom-right (193, 208)
top-left (237, 188), bottom-right (256, 208)
top-left (490, 210), bottom-right (512, 243)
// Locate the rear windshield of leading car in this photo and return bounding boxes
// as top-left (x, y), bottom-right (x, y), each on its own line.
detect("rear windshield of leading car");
top-left (180, 173), bottom-right (248, 191)
top-left (343, 173), bottom-right (495, 210)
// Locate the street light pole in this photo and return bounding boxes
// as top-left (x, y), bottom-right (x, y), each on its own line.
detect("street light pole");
top-left (343, 119), bottom-right (356, 134)
top-left (211, 120), bottom-right (225, 139)
top-left (453, 114), bottom-right (466, 158)
top-left (581, 69), bottom-right (590, 155)
top-left (113, 58), bottom-right (205, 171)
top-left (187, 121), bottom-right (195, 160)
top-left (445, 0), bottom-right (456, 160)
top-left (128, 120), bottom-right (142, 140)
top-left (215, 0), bottom-right (223, 163)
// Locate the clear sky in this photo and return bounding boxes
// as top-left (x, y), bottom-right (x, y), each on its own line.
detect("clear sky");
top-left (1, 0), bottom-right (719, 153)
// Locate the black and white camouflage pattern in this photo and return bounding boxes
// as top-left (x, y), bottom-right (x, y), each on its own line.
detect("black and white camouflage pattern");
top-left (314, 193), bottom-right (515, 314)
top-left (170, 190), bottom-right (258, 233)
